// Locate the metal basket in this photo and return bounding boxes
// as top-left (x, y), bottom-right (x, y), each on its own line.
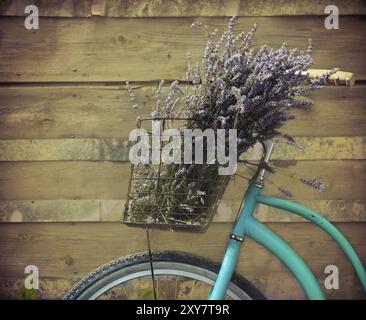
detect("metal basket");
top-left (122, 117), bottom-right (230, 232)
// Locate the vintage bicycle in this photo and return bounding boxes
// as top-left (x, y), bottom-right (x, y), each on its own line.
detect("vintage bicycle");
top-left (64, 70), bottom-right (366, 300)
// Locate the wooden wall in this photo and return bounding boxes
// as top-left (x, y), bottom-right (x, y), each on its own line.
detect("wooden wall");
top-left (0, 0), bottom-right (365, 299)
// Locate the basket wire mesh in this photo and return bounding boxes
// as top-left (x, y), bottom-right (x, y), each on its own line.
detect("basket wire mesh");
top-left (122, 117), bottom-right (230, 232)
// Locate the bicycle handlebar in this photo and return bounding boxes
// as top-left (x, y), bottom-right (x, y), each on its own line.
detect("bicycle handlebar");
top-left (307, 69), bottom-right (355, 86)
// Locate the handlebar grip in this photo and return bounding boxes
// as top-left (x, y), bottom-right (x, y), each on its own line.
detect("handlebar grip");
top-left (307, 69), bottom-right (355, 86)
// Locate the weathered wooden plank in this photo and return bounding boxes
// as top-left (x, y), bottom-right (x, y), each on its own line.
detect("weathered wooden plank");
top-left (93, 0), bottom-right (366, 17)
top-left (283, 86), bottom-right (366, 137)
top-left (216, 199), bottom-right (366, 223)
top-left (0, 161), bottom-right (128, 200)
top-left (0, 222), bottom-right (364, 299)
top-left (0, 86), bottom-right (365, 139)
top-left (0, 160), bottom-right (364, 201)
top-left (0, 17), bottom-right (365, 82)
top-left (0, 0), bottom-right (91, 17)
top-left (0, 139), bottom-right (102, 161)
top-left (0, 278), bottom-right (73, 299)
top-left (0, 200), bottom-right (100, 222)
top-left (0, 199), bottom-right (364, 223)
top-left (2, 0), bottom-right (365, 17)
top-left (269, 137), bottom-right (366, 161)
top-left (0, 136), bottom-right (364, 161)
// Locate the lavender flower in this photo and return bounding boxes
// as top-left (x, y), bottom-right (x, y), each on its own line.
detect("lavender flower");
top-left (126, 17), bottom-right (334, 226)
top-left (283, 134), bottom-right (304, 151)
top-left (191, 21), bottom-right (206, 29)
top-left (278, 186), bottom-right (294, 198)
top-left (179, 17), bottom-right (335, 158)
top-left (153, 80), bottom-right (165, 117)
top-left (125, 81), bottom-right (138, 108)
top-left (300, 177), bottom-right (325, 192)
top-left (307, 38), bottom-right (313, 55)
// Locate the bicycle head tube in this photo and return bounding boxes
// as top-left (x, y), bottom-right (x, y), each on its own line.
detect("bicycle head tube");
top-left (252, 140), bottom-right (275, 188)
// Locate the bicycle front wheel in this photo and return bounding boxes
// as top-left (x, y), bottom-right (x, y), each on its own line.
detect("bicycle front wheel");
top-left (64, 251), bottom-right (266, 300)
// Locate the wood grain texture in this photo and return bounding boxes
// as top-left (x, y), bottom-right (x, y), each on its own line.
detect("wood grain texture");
top-left (0, 200), bottom-right (101, 222)
top-left (219, 200), bottom-right (366, 223)
top-left (93, 0), bottom-right (366, 17)
top-left (0, 0), bottom-right (91, 17)
top-left (2, 0), bottom-right (366, 17)
top-left (0, 86), bottom-right (365, 139)
top-left (0, 199), bottom-right (364, 223)
top-left (0, 17), bottom-right (365, 82)
top-left (0, 160), bottom-right (364, 201)
top-left (0, 222), bottom-right (364, 299)
top-left (0, 0), bottom-right (364, 302)
top-left (0, 136), bottom-right (364, 161)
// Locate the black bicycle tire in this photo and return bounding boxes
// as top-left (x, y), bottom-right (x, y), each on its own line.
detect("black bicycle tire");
top-left (63, 251), bottom-right (266, 300)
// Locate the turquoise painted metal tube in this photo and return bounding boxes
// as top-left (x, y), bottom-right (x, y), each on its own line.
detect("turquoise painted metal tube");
top-left (208, 239), bottom-right (241, 300)
top-left (208, 185), bottom-right (326, 300)
top-left (256, 195), bottom-right (366, 292)
top-left (244, 217), bottom-right (326, 299)
top-left (208, 185), bottom-right (261, 300)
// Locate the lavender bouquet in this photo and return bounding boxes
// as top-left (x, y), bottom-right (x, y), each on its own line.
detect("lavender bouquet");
top-left (124, 17), bottom-right (334, 229)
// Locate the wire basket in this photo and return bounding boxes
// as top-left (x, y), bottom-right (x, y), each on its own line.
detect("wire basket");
top-left (122, 117), bottom-right (230, 232)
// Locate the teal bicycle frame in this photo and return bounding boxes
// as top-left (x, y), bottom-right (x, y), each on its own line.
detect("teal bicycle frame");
top-left (208, 144), bottom-right (366, 300)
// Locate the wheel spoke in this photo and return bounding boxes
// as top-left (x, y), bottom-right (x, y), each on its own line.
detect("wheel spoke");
top-left (189, 280), bottom-right (196, 300)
